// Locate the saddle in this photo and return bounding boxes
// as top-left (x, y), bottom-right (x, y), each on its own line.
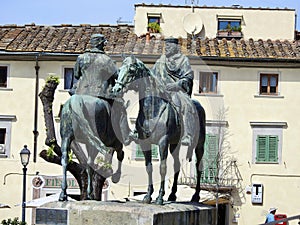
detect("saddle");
top-left (136, 98), bottom-right (180, 139)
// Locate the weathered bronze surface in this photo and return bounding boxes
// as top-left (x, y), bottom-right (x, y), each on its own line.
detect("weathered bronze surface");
top-left (113, 52), bottom-right (206, 205)
top-left (59, 34), bottom-right (131, 201)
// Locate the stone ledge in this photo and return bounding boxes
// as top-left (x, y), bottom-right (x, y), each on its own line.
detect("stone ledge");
top-left (38, 201), bottom-right (215, 225)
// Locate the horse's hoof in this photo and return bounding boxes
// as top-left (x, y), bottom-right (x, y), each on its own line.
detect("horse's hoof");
top-left (167, 193), bottom-right (177, 202)
top-left (191, 194), bottom-right (200, 202)
top-left (59, 192), bottom-right (67, 201)
top-left (112, 172), bottom-right (121, 183)
top-left (87, 194), bottom-right (95, 200)
top-left (142, 195), bottom-right (152, 204)
top-left (155, 197), bottom-right (164, 205)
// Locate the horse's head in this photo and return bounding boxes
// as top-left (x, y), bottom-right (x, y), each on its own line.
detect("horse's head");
top-left (113, 55), bottom-right (145, 95)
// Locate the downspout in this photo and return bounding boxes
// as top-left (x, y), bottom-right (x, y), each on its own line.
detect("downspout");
top-left (33, 54), bottom-right (40, 163)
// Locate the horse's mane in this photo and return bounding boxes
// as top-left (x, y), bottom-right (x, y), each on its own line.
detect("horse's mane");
top-left (135, 58), bottom-right (167, 98)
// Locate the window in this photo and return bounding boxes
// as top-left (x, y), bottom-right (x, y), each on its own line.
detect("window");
top-left (217, 19), bottom-right (242, 38)
top-left (260, 73), bottom-right (278, 95)
top-left (201, 134), bottom-right (218, 183)
top-left (147, 13), bottom-right (162, 33)
top-left (148, 16), bottom-right (160, 25)
top-left (218, 20), bottom-right (241, 32)
top-left (256, 135), bottom-right (278, 163)
top-left (251, 122), bottom-right (286, 164)
top-left (199, 71), bottom-right (218, 94)
top-left (135, 144), bottom-right (159, 160)
top-left (0, 66), bottom-right (8, 88)
top-left (0, 115), bottom-right (15, 158)
top-left (64, 67), bottom-right (77, 90)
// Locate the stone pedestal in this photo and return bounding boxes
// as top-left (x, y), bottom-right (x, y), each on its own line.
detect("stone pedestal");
top-left (36, 201), bottom-right (215, 225)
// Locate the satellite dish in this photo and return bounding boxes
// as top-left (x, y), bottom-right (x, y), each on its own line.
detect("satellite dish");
top-left (183, 13), bottom-right (203, 34)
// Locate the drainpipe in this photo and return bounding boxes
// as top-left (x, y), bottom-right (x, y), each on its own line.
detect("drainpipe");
top-left (33, 54), bottom-right (40, 163)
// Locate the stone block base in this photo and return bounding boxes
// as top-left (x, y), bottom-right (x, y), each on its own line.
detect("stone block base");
top-left (36, 201), bottom-right (215, 225)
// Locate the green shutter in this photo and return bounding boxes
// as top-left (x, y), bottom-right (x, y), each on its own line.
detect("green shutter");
top-left (268, 136), bottom-right (278, 162)
top-left (256, 135), bottom-right (278, 163)
top-left (136, 144), bottom-right (144, 158)
top-left (256, 135), bottom-right (267, 162)
top-left (135, 144), bottom-right (159, 159)
top-left (151, 145), bottom-right (159, 159)
top-left (200, 134), bottom-right (218, 183)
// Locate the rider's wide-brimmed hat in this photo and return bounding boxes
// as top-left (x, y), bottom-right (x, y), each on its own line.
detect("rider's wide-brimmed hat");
top-left (164, 37), bottom-right (178, 44)
top-left (90, 34), bottom-right (107, 44)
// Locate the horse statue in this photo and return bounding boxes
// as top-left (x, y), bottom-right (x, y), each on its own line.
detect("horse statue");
top-left (59, 94), bottom-right (125, 201)
top-left (112, 56), bottom-right (206, 205)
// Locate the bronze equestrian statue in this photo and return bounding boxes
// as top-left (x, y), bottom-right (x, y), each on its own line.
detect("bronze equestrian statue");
top-left (113, 54), bottom-right (206, 205)
top-left (59, 34), bottom-right (132, 201)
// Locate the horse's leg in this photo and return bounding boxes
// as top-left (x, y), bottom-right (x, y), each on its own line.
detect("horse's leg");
top-left (59, 135), bottom-right (72, 201)
top-left (86, 155), bottom-right (94, 200)
top-left (168, 144), bottom-right (180, 201)
top-left (142, 143), bottom-right (154, 204)
top-left (112, 143), bottom-right (124, 183)
top-left (156, 136), bottom-right (169, 205)
top-left (191, 143), bottom-right (204, 202)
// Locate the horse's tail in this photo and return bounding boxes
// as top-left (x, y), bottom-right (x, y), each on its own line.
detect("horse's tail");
top-left (192, 99), bottom-right (206, 146)
top-left (68, 95), bottom-right (108, 155)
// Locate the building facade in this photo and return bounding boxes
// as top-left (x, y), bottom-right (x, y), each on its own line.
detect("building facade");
top-left (0, 3), bottom-right (299, 225)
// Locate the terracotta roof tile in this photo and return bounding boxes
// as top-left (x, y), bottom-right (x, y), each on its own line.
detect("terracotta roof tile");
top-left (0, 24), bottom-right (300, 61)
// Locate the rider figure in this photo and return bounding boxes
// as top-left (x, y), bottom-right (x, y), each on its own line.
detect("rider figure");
top-left (71, 34), bottom-right (132, 145)
top-left (152, 37), bottom-right (196, 146)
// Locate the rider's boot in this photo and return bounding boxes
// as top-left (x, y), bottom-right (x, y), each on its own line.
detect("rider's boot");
top-left (181, 110), bottom-right (194, 146)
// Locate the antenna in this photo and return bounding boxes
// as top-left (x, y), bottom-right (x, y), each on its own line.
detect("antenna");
top-left (185, 0), bottom-right (199, 5)
top-left (116, 17), bottom-right (132, 24)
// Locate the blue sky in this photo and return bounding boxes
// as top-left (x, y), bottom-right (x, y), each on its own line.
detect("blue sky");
top-left (1, 0), bottom-right (299, 30)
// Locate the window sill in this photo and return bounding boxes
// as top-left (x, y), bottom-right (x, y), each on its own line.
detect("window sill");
top-left (194, 93), bottom-right (224, 97)
top-left (217, 31), bottom-right (243, 39)
top-left (0, 88), bottom-right (13, 91)
top-left (0, 154), bottom-right (8, 158)
top-left (254, 94), bottom-right (284, 99)
top-left (255, 162), bottom-right (279, 164)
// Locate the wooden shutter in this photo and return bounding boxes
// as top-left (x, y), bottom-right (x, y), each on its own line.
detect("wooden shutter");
top-left (268, 136), bottom-right (278, 162)
top-left (136, 144), bottom-right (159, 159)
top-left (256, 135), bottom-right (278, 162)
top-left (201, 134), bottom-right (218, 183)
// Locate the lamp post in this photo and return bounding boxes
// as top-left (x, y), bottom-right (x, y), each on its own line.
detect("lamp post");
top-left (20, 145), bottom-right (30, 224)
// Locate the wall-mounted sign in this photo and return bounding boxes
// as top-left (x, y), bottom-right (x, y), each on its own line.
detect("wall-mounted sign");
top-left (251, 183), bottom-right (263, 204)
top-left (32, 175), bottom-right (45, 189)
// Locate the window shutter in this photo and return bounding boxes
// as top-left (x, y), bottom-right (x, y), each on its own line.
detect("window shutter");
top-left (136, 144), bottom-right (144, 158)
top-left (268, 136), bottom-right (278, 162)
top-left (151, 145), bottom-right (159, 159)
top-left (135, 144), bottom-right (159, 159)
top-left (201, 134), bottom-right (218, 183)
top-left (256, 135), bottom-right (267, 162)
top-left (256, 135), bottom-right (278, 163)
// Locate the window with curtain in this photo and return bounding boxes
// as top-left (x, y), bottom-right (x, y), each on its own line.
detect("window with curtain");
top-left (260, 73), bottom-right (278, 95)
top-left (199, 71), bottom-right (218, 94)
top-left (64, 67), bottom-right (78, 90)
top-left (0, 116), bottom-right (15, 158)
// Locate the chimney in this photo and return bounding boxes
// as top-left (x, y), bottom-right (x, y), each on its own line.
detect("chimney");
top-left (146, 32), bottom-right (150, 43)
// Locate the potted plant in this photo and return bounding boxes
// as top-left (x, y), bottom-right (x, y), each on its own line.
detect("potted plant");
top-left (147, 22), bottom-right (161, 33)
top-left (231, 25), bottom-right (242, 36)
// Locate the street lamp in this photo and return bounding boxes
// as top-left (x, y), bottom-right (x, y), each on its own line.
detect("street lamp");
top-left (20, 145), bottom-right (30, 224)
